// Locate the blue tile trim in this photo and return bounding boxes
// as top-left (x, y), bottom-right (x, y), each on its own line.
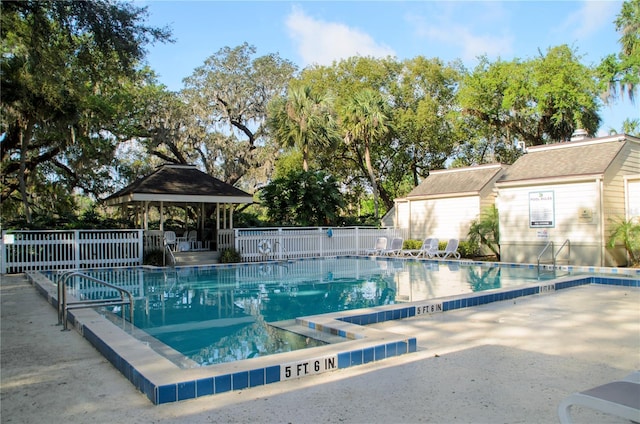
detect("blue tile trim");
top-left (250, 368), bottom-right (265, 387)
top-left (265, 366), bottom-right (280, 384)
top-left (232, 371), bottom-right (249, 390)
top-left (178, 381), bottom-right (196, 401)
top-left (197, 378), bottom-right (214, 397)
top-left (157, 384), bottom-right (177, 404)
top-left (215, 374), bottom-right (231, 394)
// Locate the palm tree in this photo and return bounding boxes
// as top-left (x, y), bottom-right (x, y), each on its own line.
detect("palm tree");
top-left (600, 0), bottom-right (640, 102)
top-left (340, 89), bottom-right (392, 219)
top-left (267, 85), bottom-right (338, 171)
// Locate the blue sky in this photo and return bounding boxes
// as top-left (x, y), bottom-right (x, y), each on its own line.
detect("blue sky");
top-left (140, 1), bottom-right (638, 136)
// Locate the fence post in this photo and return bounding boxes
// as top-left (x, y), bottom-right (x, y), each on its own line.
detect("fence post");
top-left (73, 230), bottom-right (81, 269)
top-left (1, 231), bottom-right (6, 274)
top-left (137, 229), bottom-right (144, 265)
top-left (355, 227), bottom-right (360, 255)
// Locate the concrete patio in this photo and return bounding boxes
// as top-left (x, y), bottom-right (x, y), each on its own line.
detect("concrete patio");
top-left (1, 273), bottom-right (638, 424)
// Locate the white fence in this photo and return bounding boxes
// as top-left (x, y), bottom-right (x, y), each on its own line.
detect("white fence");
top-left (235, 227), bottom-right (405, 262)
top-left (1, 229), bottom-right (144, 274)
top-left (0, 227), bottom-right (405, 273)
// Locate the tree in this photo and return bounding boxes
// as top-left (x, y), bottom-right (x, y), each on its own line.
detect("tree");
top-left (295, 56), bottom-right (404, 216)
top-left (597, 0), bottom-right (640, 103)
top-left (259, 170), bottom-right (345, 226)
top-left (1, 0), bottom-right (171, 224)
top-left (182, 43), bottom-right (297, 186)
top-left (467, 205), bottom-right (500, 260)
top-left (458, 46), bottom-right (601, 156)
top-left (392, 56), bottom-right (462, 185)
top-left (340, 89), bottom-right (393, 220)
top-left (266, 85), bottom-right (339, 172)
top-left (608, 217), bottom-right (640, 266)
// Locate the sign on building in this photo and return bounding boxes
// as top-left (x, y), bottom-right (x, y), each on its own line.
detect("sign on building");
top-left (529, 191), bottom-right (555, 228)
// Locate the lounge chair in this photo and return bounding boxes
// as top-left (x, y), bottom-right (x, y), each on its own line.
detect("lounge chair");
top-left (365, 237), bottom-right (388, 255)
top-left (381, 237), bottom-right (404, 256)
top-left (435, 238), bottom-right (461, 259)
top-left (403, 238), bottom-right (439, 258)
top-left (557, 371), bottom-right (640, 424)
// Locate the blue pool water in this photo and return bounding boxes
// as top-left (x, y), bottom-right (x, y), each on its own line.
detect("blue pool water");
top-left (58, 257), bottom-right (570, 366)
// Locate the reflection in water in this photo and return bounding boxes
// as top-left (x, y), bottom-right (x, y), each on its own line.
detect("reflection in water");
top-left (64, 258), bottom-right (549, 366)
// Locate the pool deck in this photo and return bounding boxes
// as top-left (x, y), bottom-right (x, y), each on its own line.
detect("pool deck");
top-left (1, 273), bottom-right (639, 424)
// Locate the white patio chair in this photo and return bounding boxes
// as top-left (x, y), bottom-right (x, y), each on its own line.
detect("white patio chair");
top-left (435, 238), bottom-right (461, 259)
top-left (381, 237), bottom-right (404, 256)
top-left (365, 237), bottom-right (388, 255)
top-left (557, 371), bottom-right (640, 424)
top-left (163, 231), bottom-right (177, 251)
top-left (403, 238), bottom-right (439, 258)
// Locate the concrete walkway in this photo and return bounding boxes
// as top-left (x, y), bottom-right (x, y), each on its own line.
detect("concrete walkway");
top-left (1, 274), bottom-right (638, 424)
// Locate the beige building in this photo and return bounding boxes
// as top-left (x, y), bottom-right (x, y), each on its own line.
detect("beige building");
top-left (388, 134), bottom-right (640, 267)
top-left (496, 134), bottom-right (640, 267)
top-left (389, 163), bottom-right (508, 241)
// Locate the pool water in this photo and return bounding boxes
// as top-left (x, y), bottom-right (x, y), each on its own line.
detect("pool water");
top-left (59, 258), bottom-right (565, 366)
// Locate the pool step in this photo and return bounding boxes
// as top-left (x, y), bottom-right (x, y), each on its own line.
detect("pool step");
top-left (173, 251), bottom-right (219, 266)
top-left (269, 319), bottom-right (347, 344)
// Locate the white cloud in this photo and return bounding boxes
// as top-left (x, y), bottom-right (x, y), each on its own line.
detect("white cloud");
top-left (406, 4), bottom-right (513, 62)
top-left (423, 24), bottom-right (513, 62)
top-left (559, 1), bottom-right (619, 40)
top-left (285, 7), bottom-right (396, 67)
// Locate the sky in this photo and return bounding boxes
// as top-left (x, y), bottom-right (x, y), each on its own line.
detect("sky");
top-left (140, 0), bottom-right (639, 136)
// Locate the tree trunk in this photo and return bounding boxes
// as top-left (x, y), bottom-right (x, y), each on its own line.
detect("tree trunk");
top-left (364, 141), bottom-right (379, 219)
top-left (18, 119), bottom-right (35, 224)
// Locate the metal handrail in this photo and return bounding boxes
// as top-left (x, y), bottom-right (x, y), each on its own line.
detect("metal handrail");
top-left (555, 239), bottom-right (571, 265)
top-left (57, 271), bottom-right (134, 331)
top-left (164, 243), bottom-right (176, 266)
top-left (537, 240), bottom-right (554, 271)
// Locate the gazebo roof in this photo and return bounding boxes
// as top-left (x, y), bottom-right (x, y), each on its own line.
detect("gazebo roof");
top-left (105, 164), bottom-right (253, 205)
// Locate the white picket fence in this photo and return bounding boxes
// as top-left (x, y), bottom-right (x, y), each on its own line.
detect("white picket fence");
top-left (234, 227), bottom-right (405, 262)
top-left (1, 229), bottom-right (144, 274)
top-left (0, 227), bottom-right (405, 273)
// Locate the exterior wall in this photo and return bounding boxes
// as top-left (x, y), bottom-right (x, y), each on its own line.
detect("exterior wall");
top-left (627, 177), bottom-right (640, 219)
top-left (396, 201), bottom-right (410, 230)
top-left (497, 181), bottom-right (603, 266)
top-left (406, 195), bottom-right (480, 241)
top-left (601, 143), bottom-right (640, 265)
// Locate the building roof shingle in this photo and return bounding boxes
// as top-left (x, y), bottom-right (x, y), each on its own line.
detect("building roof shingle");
top-left (497, 138), bottom-right (627, 184)
top-left (406, 164), bottom-right (506, 198)
top-left (106, 164), bottom-right (253, 204)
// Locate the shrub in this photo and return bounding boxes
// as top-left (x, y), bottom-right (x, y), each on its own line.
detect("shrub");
top-left (403, 239), bottom-right (423, 250)
top-left (219, 248), bottom-right (243, 263)
top-left (458, 240), bottom-right (480, 258)
top-left (608, 217), bottom-right (640, 267)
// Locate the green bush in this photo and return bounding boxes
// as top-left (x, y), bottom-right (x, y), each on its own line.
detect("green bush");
top-left (403, 239), bottom-right (423, 250)
top-left (608, 217), bottom-right (640, 267)
top-left (457, 240), bottom-right (479, 258)
top-left (219, 248), bottom-right (243, 263)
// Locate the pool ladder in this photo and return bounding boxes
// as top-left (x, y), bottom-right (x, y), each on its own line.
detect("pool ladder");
top-left (57, 271), bottom-right (134, 331)
top-left (537, 239), bottom-right (571, 277)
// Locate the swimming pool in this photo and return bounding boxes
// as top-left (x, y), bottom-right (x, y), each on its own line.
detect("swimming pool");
top-left (55, 258), bottom-right (576, 366)
top-left (32, 257), bottom-right (639, 404)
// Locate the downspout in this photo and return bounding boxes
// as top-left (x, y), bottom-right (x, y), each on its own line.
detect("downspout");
top-left (598, 178), bottom-right (605, 267)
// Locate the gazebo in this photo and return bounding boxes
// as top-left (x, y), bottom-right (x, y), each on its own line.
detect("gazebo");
top-left (105, 164), bottom-right (253, 251)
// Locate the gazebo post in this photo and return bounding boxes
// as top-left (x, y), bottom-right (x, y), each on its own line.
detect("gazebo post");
top-left (160, 201), bottom-right (164, 231)
top-left (144, 201), bottom-right (149, 230)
